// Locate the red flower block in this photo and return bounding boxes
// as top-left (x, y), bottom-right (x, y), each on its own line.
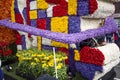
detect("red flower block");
top-left (89, 0), bottom-right (98, 14)
top-left (15, 31), bottom-right (22, 45)
top-left (45, 0), bottom-right (61, 4)
top-left (37, 19), bottom-right (46, 30)
top-left (15, 13), bottom-right (24, 24)
top-left (53, 0), bottom-right (68, 17)
top-left (80, 46), bottom-right (105, 66)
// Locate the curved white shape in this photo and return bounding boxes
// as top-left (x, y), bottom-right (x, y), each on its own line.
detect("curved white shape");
top-left (0, 60), bottom-right (1, 67)
top-left (97, 43), bottom-right (120, 65)
top-left (31, 35), bottom-right (38, 47)
top-left (82, 1), bottom-right (115, 18)
top-left (94, 58), bottom-right (120, 80)
top-left (99, 0), bottom-right (120, 2)
top-left (17, 0), bottom-right (26, 24)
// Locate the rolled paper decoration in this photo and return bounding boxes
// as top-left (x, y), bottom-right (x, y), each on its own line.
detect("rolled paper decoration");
top-left (37, 36), bottom-right (41, 50)
top-left (100, 0), bottom-right (120, 2)
top-left (94, 58), bottom-right (120, 80)
top-left (0, 17), bottom-right (118, 44)
top-left (21, 35), bottom-right (26, 50)
top-left (97, 43), bottom-right (120, 65)
top-left (82, 1), bottom-right (115, 18)
top-left (80, 43), bottom-right (120, 66)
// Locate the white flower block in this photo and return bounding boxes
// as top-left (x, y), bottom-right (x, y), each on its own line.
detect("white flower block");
top-left (94, 58), bottom-right (120, 80)
top-left (25, 35), bottom-right (31, 49)
top-left (31, 35), bottom-right (37, 47)
top-left (97, 43), bottom-right (120, 65)
top-left (82, 1), bottom-right (115, 18)
top-left (80, 18), bottom-right (102, 31)
top-left (99, 0), bottom-right (120, 2)
top-left (42, 38), bottom-right (51, 46)
top-left (18, 31), bottom-right (31, 49)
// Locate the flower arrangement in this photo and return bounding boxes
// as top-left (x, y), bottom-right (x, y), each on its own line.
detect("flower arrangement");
top-left (0, 17), bottom-right (117, 44)
top-left (16, 48), bottom-right (68, 79)
top-left (0, 41), bottom-right (12, 57)
top-left (0, 26), bottom-right (16, 44)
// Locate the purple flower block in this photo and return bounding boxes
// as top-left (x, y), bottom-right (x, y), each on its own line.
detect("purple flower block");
top-left (22, 8), bottom-right (27, 23)
top-left (14, 8), bottom-right (20, 14)
top-left (42, 45), bottom-right (58, 51)
top-left (46, 18), bottom-right (51, 30)
top-left (75, 62), bottom-right (103, 80)
top-left (22, 35), bottom-right (26, 50)
top-left (77, 2), bottom-right (89, 16)
top-left (30, 19), bottom-right (37, 27)
top-left (14, 0), bottom-right (18, 8)
top-left (68, 16), bottom-right (81, 34)
top-left (68, 48), bottom-right (76, 76)
top-left (38, 10), bottom-right (47, 18)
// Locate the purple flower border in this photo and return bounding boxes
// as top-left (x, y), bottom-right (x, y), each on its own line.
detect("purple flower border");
top-left (0, 17), bottom-right (118, 44)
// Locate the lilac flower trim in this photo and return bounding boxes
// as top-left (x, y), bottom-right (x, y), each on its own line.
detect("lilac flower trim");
top-left (75, 62), bottom-right (103, 80)
top-left (0, 17), bottom-right (118, 44)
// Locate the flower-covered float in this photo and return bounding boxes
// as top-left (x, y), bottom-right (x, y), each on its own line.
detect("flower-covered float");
top-left (0, 0), bottom-right (18, 65)
top-left (0, 0), bottom-right (120, 80)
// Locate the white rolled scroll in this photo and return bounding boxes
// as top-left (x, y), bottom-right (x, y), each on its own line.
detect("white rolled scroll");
top-left (82, 1), bottom-right (115, 18)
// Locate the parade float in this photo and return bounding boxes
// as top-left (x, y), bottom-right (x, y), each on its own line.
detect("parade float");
top-left (0, 0), bottom-right (120, 80)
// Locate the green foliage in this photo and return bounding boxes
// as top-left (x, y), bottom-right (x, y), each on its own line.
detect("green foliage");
top-left (16, 48), bottom-right (68, 79)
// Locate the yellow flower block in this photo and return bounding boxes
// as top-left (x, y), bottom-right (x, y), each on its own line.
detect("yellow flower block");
top-left (68, 0), bottom-right (77, 15)
top-left (52, 41), bottom-right (68, 48)
top-left (74, 50), bottom-right (80, 61)
top-left (51, 16), bottom-right (68, 33)
top-left (37, 36), bottom-right (42, 50)
top-left (29, 10), bottom-right (37, 19)
top-left (11, 0), bottom-right (15, 22)
top-left (51, 16), bottom-right (68, 48)
top-left (37, 0), bottom-right (48, 9)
